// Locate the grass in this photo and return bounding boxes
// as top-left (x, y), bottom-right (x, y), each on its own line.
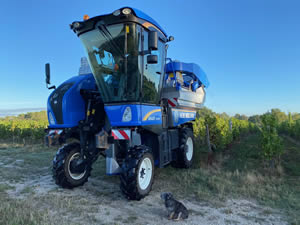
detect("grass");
top-left (0, 193), bottom-right (54, 225)
top-left (0, 183), bottom-right (15, 192)
top-left (20, 186), bottom-right (34, 194)
top-left (156, 133), bottom-right (300, 224)
top-left (0, 143), bottom-right (55, 183)
top-left (0, 135), bottom-right (299, 224)
top-left (0, 143), bottom-right (72, 225)
top-left (0, 141), bottom-right (118, 225)
top-left (122, 215), bottom-right (138, 224)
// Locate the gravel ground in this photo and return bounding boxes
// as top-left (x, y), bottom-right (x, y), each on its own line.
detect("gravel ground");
top-left (1, 158), bottom-right (288, 225)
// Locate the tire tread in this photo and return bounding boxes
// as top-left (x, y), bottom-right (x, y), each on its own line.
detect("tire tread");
top-left (52, 142), bottom-right (91, 189)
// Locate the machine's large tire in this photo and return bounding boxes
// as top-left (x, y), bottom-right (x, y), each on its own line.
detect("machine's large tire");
top-left (172, 127), bottom-right (194, 168)
top-left (120, 145), bottom-right (154, 200)
top-left (52, 142), bottom-right (92, 188)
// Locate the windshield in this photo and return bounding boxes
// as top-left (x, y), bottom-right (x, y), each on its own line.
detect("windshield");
top-left (79, 23), bottom-right (141, 103)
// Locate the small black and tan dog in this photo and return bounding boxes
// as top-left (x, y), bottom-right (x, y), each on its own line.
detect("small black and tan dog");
top-left (160, 192), bottom-right (189, 220)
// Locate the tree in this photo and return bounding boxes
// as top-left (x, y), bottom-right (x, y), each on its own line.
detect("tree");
top-left (292, 113), bottom-right (300, 121)
top-left (270, 108), bottom-right (287, 124)
top-left (219, 112), bottom-right (230, 120)
top-left (197, 107), bottom-right (215, 118)
top-left (234, 114), bottom-right (248, 121)
top-left (248, 115), bottom-right (261, 124)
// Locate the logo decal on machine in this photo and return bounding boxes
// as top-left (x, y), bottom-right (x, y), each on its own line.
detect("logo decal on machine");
top-left (111, 129), bottom-right (130, 140)
top-left (172, 109), bottom-right (196, 123)
top-left (143, 109), bottom-right (161, 121)
top-left (179, 112), bottom-right (195, 118)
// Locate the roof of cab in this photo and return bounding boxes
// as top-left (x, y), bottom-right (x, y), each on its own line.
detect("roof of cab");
top-left (131, 7), bottom-right (167, 37)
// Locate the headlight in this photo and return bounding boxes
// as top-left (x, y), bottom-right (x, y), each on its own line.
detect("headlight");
top-left (73, 22), bottom-right (81, 29)
top-left (122, 8), bottom-right (132, 15)
top-left (48, 112), bottom-right (55, 125)
top-left (122, 107), bottom-right (132, 122)
top-left (113, 9), bottom-right (121, 16)
top-left (70, 21), bottom-right (84, 31)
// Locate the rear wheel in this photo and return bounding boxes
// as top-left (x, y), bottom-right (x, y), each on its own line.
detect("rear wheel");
top-left (120, 145), bottom-right (154, 200)
top-left (172, 128), bottom-right (194, 168)
top-left (52, 142), bottom-right (91, 188)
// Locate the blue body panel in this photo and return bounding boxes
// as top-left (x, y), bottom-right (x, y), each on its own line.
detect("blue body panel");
top-left (170, 109), bottom-right (197, 127)
top-left (104, 104), bottom-right (162, 127)
top-left (48, 73), bottom-right (96, 129)
top-left (166, 62), bottom-right (210, 88)
top-left (104, 104), bottom-right (196, 127)
top-left (104, 104), bottom-right (142, 127)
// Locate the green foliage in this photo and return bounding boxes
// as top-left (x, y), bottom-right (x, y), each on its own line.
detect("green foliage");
top-left (205, 114), bottom-right (233, 149)
top-left (0, 111), bottom-right (48, 142)
top-left (193, 107), bottom-right (298, 166)
top-left (193, 116), bottom-right (206, 146)
top-left (193, 108), bottom-right (255, 150)
top-left (246, 109), bottom-right (300, 141)
top-left (219, 112), bottom-right (230, 120)
top-left (17, 111), bottom-right (47, 121)
top-left (234, 113), bottom-right (248, 121)
top-left (285, 119), bottom-right (300, 140)
top-left (248, 115), bottom-right (261, 124)
top-left (260, 113), bottom-right (283, 165)
top-left (292, 112), bottom-right (300, 121)
top-left (270, 108), bottom-right (288, 124)
top-left (278, 112), bottom-right (300, 140)
top-left (196, 107), bottom-right (215, 118)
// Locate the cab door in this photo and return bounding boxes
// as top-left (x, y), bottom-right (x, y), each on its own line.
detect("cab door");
top-left (141, 29), bottom-right (165, 127)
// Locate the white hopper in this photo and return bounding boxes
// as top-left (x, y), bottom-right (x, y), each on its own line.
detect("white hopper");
top-left (162, 85), bottom-right (206, 110)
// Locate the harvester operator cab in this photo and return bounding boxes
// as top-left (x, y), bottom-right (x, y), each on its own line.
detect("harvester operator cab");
top-left (71, 7), bottom-right (169, 105)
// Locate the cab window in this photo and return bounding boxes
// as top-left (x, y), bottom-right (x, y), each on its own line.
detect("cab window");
top-left (142, 30), bottom-right (165, 104)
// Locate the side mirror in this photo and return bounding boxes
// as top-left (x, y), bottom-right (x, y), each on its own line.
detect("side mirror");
top-left (45, 63), bottom-right (50, 84)
top-left (167, 36), bottom-right (174, 42)
top-left (148, 31), bottom-right (158, 51)
top-left (147, 55), bottom-right (158, 64)
top-left (45, 63), bottom-right (56, 90)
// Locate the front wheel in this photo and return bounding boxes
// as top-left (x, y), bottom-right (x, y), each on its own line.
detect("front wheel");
top-left (52, 142), bottom-right (92, 188)
top-left (120, 145), bottom-right (154, 200)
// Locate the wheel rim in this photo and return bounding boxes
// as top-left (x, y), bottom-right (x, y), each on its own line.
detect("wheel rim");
top-left (138, 157), bottom-right (153, 190)
top-left (186, 137), bottom-right (193, 161)
top-left (68, 152), bottom-right (86, 180)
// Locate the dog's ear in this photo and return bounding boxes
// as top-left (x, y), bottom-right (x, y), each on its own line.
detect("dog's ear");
top-left (167, 193), bottom-right (173, 199)
top-left (161, 192), bottom-right (167, 200)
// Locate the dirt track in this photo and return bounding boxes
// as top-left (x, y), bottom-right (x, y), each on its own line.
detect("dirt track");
top-left (0, 152), bottom-right (288, 225)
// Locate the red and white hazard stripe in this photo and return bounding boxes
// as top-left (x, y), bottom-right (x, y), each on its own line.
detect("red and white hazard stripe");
top-left (167, 98), bottom-right (178, 107)
top-left (111, 129), bottom-right (130, 140)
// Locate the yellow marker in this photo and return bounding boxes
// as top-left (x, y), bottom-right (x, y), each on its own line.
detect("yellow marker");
top-left (92, 109), bottom-right (96, 115)
top-left (142, 22), bottom-right (163, 35)
top-left (143, 109), bottom-right (161, 121)
top-left (87, 111), bottom-right (90, 116)
top-left (142, 22), bottom-right (152, 28)
top-left (126, 25), bottom-right (130, 33)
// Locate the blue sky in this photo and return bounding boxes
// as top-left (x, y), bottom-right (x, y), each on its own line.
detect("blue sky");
top-left (0, 0), bottom-right (299, 115)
